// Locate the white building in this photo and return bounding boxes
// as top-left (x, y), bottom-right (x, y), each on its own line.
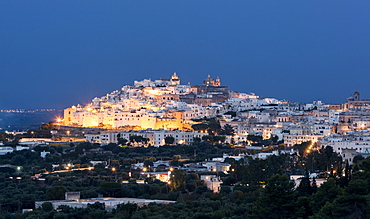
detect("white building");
top-left (201, 175), bottom-right (222, 193)
top-left (319, 130), bottom-right (370, 159)
top-left (0, 147), bottom-right (14, 155)
top-left (199, 161), bottom-right (231, 173)
top-left (85, 130), bottom-right (207, 147)
top-left (283, 134), bottom-right (323, 147)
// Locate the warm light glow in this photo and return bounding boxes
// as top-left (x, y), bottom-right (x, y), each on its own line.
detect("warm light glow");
top-left (212, 168), bottom-right (217, 172)
top-left (169, 167), bottom-right (174, 171)
top-left (143, 167), bottom-right (147, 172)
top-left (112, 167), bottom-right (116, 172)
top-left (305, 142), bottom-right (315, 154)
top-left (66, 130), bottom-right (70, 135)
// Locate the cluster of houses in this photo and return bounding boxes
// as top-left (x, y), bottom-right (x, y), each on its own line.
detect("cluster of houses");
top-left (63, 73), bottom-right (231, 129)
top-left (60, 73), bottom-right (370, 165)
top-left (84, 129), bottom-right (207, 146)
top-left (3, 74), bottom-right (370, 188)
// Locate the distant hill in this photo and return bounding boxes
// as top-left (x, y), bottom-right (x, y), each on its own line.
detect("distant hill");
top-left (0, 110), bottom-right (62, 131)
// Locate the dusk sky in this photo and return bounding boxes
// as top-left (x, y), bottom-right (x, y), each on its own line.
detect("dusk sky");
top-left (1, 1), bottom-right (370, 109)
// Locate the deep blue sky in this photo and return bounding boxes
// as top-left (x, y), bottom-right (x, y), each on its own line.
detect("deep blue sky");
top-left (1, 1), bottom-right (370, 109)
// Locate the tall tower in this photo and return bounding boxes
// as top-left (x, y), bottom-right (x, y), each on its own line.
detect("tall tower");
top-left (215, 77), bottom-right (221, 86)
top-left (170, 72), bottom-right (180, 85)
top-left (204, 75), bottom-right (214, 86)
top-left (354, 91), bottom-right (360, 101)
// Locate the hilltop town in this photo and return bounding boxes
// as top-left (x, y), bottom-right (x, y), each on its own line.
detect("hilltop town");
top-left (1, 73), bottom-right (370, 218)
top-left (61, 73), bottom-right (370, 164)
top-left (63, 73), bottom-right (230, 130)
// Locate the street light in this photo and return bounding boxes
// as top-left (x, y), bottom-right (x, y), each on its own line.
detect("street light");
top-left (112, 167), bottom-right (117, 182)
top-left (166, 181), bottom-right (171, 193)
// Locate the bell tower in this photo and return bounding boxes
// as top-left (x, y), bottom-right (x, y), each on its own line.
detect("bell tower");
top-left (170, 72), bottom-right (180, 85)
top-left (354, 91), bottom-right (360, 101)
top-left (215, 76), bottom-right (221, 86)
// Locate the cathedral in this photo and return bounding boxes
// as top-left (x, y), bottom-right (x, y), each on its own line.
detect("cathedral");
top-left (160, 72), bottom-right (180, 85)
top-left (203, 75), bottom-right (221, 86)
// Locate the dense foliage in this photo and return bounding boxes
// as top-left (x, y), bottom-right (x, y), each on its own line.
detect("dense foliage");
top-left (0, 137), bottom-right (369, 218)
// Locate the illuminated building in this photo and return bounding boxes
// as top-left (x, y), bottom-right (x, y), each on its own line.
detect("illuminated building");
top-left (63, 73), bottom-right (227, 130)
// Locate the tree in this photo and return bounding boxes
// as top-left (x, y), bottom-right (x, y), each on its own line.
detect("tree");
top-left (213, 135), bottom-right (226, 143)
top-left (270, 135), bottom-right (279, 144)
top-left (41, 202), bottom-right (53, 211)
top-left (99, 182), bottom-right (122, 197)
top-left (207, 119), bottom-right (221, 135)
top-left (169, 169), bottom-right (186, 191)
top-left (314, 179), bottom-right (368, 218)
top-left (250, 174), bottom-right (297, 218)
top-left (39, 122), bottom-right (55, 130)
top-left (293, 141), bottom-right (311, 156)
top-left (223, 176), bottom-right (237, 186)
top-left (224, 111), bottom-right (237, 117)
top-left (165, 136), bottom-right (175, 145)
top-left (310, 178), bottom-right (343, 214)
top-left (12, 155), bottom-right (26, 166)
top-left (46, 186), bottom-right (67, 200)
top-left (220, 124), bottom-right (235, 136)
top-left (193, 137), bottom-right (201, 143)
top-left (247, 135), bottom-right (263, 144)
top-left (87, 202), bottom-right (105, 210)
top-left (143, 159), bottom-right (154, 167)
top-left (130, 135), bottom-right (143, 143)
top-left (296, 171), bottom-right (314, 197)
top-left (118, 138), bottom-right (128, 145)
top-left (170, 155), bottom-right (181, 166)
top-left (115, 203), bottom-right (138, 218)
top-left (191, 123), bottom-right (208, 132)
top-left (142, 138), bottom-right (150, 144)
top-left (202, 135), bottom-right (214, 143)
top-left (0, 132), bottom-right (13, 142)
